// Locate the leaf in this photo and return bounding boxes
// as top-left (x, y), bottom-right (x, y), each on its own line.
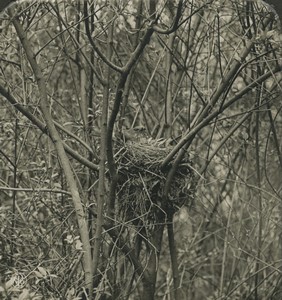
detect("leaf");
top-left (34, 271), bottom-right (43, 278)
top-left (5, 276), bottom-right (16, 289)
top-left (53, 182), bottom-right (61, 188)
top-left (37, 266), bottom-right (48, 277)
top-left (75, 240), bottom-right (83, 251)
top-left (19, 289), bottom-right (30, 300)
top-left (65, 235), bottom-right (73, 244)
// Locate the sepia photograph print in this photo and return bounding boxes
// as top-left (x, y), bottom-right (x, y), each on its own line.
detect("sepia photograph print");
top-left (0, 1), bottom-right (281, 299)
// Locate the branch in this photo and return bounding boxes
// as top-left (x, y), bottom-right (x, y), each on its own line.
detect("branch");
top-left (0, 186), bottom-right (71, 196)
top-left (54, 121), bottom-right (94, 154)
top-left (161, 63), bottom-right (282, 168)
top-left (106, 24), bottom-right (155, 216)
top-left (153, 0), bottom-right (183, 34)
top-left (167, 214), bottom-right (181, 300)
top-left (49, 3), bottom-right (106, 86)
top-left (11, 16), bottom-right (93, 292)
top-left (153, 0), bottom-right (213, 34)
top-left (199, 112), bottom-right (251, 174)
top-left (0, 84), bottom-right (99, 171)
top-left (160, 39), bottom-right (253, 168)
top-left (92, 6), bottom-right (114, 278)
top-left (87, 207), bottom-right (144, 277)
top-left (84, 2), bottom-right (124, 73)
top-left (0, 0), bottom-right (16, 13)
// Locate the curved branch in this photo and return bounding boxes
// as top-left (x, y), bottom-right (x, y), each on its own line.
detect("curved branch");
top-left (49, 3), bottom-right (106, 86)
top-left (153, 0), bottom-right (213, 34)
top-left (161, 63), bottom-right (282, 168)
top-left (84, 2), bottom-right (123, 74)
top-left (12, 16), bottom-right (94, 292)
top-left (153, 0), bottom-right (183, 34)
top-left (106, 25), bottom-right (155, 216)
top-left (0, 0), bottom-right (16, 13)
top-left (0, 186), bottom-right (71, 196)
top-left (106, 25), bottom-right (155, 167)
top-left (0, 84), bottom-right (99, 171)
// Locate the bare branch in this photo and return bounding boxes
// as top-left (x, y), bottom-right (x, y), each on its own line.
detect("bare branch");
top-left (0, 84), bottom-right (99, 171)
top-left (84, 1), bottom-right (123, 74)
top-left (11, 15), bottom-right (94, 292)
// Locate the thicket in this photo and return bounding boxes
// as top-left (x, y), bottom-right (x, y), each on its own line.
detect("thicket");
top-left (0, 1), bottom-right (282, 299)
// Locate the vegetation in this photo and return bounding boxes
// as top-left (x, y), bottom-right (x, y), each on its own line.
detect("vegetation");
top-left (0, 0), bottom-right (282, 299)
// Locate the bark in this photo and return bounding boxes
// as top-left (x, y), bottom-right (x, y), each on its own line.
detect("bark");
top-left (11, 14), bottom-right (93, 296)
top-left (263, 0), bottom-right (282, 24)
top-left (0, 0), bottom-right (16, 13)
top-left (142, 224), bottom-right (165, 300)
top-left (90, 4), bottom-right (114, 279)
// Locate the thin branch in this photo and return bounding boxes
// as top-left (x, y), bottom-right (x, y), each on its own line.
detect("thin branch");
top-left (0, 83), bottom-right (99, 171)
top-left (103, 221), bottom-right (144, 276)
top-left (54, 121), bottom-right (94, 154)
top-left (106, 23), bottom-right (155, 215)
top-left (0, 147), bottom-right (15, 167)
top-left (153, 0), bottom-right (183, 34)
top-left (11, 15), bottom-right (93, 293)
top-left (167, 214), bottom-right (181, 300)
top-left (92, 6), bottom-right (114, 278)
top-left (49, 3), bottom-right (106, 86)
top-left (161, 63), bottom-right (282, 168)
top-left (153, 0), bottom-right (213, 34)
top-left (199, 112), bottom-right (251, 174)
top-left (84, 2), bottom-right (123, 73)
top-left (0, 186), bottom-right (71, 196)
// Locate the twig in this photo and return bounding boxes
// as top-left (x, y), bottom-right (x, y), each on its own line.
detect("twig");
top-left (161, 62), bottom-right (282, 168)
top-left (0, 83), bottom-right (99, 171)
top-left (11, 14), bottom-right (93, 294)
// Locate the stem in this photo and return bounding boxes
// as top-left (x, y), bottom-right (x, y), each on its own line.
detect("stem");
top-left (167, 213), bottom-right (181, 300)
top-left (0, 0), bottom-right (16, 13)
top-left (84, 3), bottom-right (123, 74)
top-left (0, 83), bottom-right (99, 171)
top-left (219, 175), bottom-right (238, 296)
top-left (254, 86), bottom-right (263, 300)
top-left (161, 62), bottom-right (282, 169)
top-left (10, 117), bottom-right (18, 265)
top-left (12, 16), bottom-right (93, 295)
top-left (92, 4), bottom-right (114, 278)
top-left (106, 24), bottom-right (155, 216)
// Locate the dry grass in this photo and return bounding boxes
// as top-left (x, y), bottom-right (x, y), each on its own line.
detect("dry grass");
top-left (115, 138), bottom-right (196, 224)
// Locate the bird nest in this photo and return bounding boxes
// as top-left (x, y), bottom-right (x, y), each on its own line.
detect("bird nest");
top-left (115, 138), bottom-right (196, 224)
